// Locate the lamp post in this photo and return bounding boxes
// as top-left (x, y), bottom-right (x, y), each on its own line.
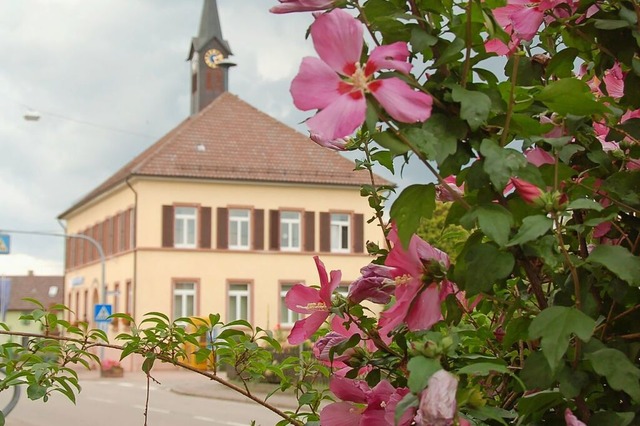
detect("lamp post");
top-left (0, 229), bottom-right (107, 359)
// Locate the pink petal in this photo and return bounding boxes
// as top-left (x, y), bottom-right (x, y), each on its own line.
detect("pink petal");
top-left (291, 57), bottom-right (343, 111)
top-left (370, 77), bottom-right (432, 123)
top-left (316, 256), bottom-right (342, 303)
top-left (525, 147), bottom-right (555, 167)
top-left (511, 6), bottom-right (544, 40)
top-left (405, 284), bottom-right (443, 331)
top-left (285, 283), bottom-right (322, 314)
top-left (330, 376), bottom-right (370, 403)
top-left (270, 0), bottom-right (335, 14)
top-left (287, 311), bottom-right (329, 345)
top-left (367, 42), bottom-right (412, 75)
top-left (564, 408), bottom-right (587, 426)
top-left (311, 9), bottom-right (363, 75)
top-left (320, 402), bottom-right (364, 426)
top-left (306, 92), bottom-right (366, 140)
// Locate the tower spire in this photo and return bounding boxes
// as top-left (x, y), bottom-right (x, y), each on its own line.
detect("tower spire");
top-left (188, 0), bottom-right (235, 116)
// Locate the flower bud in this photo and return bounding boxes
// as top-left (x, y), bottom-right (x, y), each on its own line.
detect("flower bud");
top-left (510, 177), bottom-right (543, 206)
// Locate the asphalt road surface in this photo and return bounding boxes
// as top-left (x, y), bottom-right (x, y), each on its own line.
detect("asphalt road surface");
top-left (3, 370), bottom-right (283, 426)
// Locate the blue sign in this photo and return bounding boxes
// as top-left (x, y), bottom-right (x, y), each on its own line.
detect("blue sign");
top-left (0, 234), bottom-right (10, 254)
top-left (94, 304), bottom-right (113, 323)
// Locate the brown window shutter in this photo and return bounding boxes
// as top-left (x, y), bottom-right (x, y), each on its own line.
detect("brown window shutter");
top-left (92, 224), bottom-right (99, 261)
top-left (353, 214), bottom-right (364, 253)
top-left (113, 214), bottom-right (120, 254)
top-left (130, 208), bottom-right (136, 249)
top-left (200, 207), bottom-right (212, 249)
top-left (253, 209), bottom-right (264, 250)
top-left (124, 210), bottom-right (131, 251)
top-left (103, 218), bottom-right (110, 256)
top-left (65, 237), bottom-right (71, 269)
top-left (217, 207), bottom-right (228, 249)
top-left (162, 205), bottom-right (174, 248)
top-left (304, 211), bottom-right (315, 252)
top-left (320, 212), bottom-right (330, 252)
top-left (269, 210), bottom-right (280, 251)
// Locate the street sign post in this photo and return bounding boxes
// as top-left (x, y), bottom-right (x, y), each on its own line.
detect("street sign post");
top-left (0, 234), bottom-right (10, 254)
top-left (94, 304), bottom-right (113, 323)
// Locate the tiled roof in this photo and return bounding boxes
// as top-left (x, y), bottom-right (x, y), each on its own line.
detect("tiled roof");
top-left (60, 92), bottom-right (392, 217)
top-left (4, 274), bottom-right (63, 311)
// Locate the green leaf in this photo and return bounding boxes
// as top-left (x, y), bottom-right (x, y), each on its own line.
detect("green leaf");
top-left (407, 356), bottom-right (441, 393)
top-left (557, 366), bottom-right (589, 399)
top-left (410, 27), bottom-right (437, 52)
top-left (520, 351), bottom-right (555, 390)
top-left (587, 348), bottom-right (640, 403)
top-left (480, 139), bottom-right (527, 190)
top-left (566, 198), bottom-right (603, 211)
top-left (372, 131), bottom-right (410, 155)
top-left (536, 78), bottom-right (608, 116)
top-left (593, 19), bottom-right (632, 29)
top-left (588, 412), bottom-right (635, 426)
top-left (476, 204), bottom-right (513, 247)
top-left (27, 383), bottom-right (47, 401)
top-left (517, 391), bottom-right (563, 417)
top-left (434, 37), bottom-right (465, 67)
top-left (528, 307), bottom-right (595, 371)
top-left (390, 184), bottom-right (436, 247)
top-left (0, 411), bottom-right (4, 426)
top-left (459, 362), bottom-right (526, 391)
top-left (451, 85), bottom-right (492, 131)
top-left (507, 215), bottom-right (553, 246)
top-left (463, 243), bottom-right (515, 295)
top-left (410, 114), bottom-right (466, 163)
top-left (587, 245), bottom-right (640, 286)
top-left (546, 48), bottom-right (578, 78)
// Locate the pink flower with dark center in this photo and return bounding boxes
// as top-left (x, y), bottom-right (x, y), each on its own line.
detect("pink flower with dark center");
top-left (564, 408), bottom-right (587, 426)
top-left (320, 376), bottom-right (411, 425)
top-left (492, 0), bottom-right (576, 42)
top-left (290, 8), bottom-right (432, 145)
top-left (270, 0), bottom-right (336, 14)
top-left (418, 370), bottom-right (459, 426)
top-left (348, 263), bottom-right (396, 304)
top-left (435, 176), bottom-right (464, 202)
top-left (379, 226), bottom-right (455, 337)
top-left (285, 256), bottom-right (341, 345)
top-left (510, 177), bottom-right (544, 205)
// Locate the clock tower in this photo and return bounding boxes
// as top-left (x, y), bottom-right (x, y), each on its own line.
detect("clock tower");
top-left (188, 0), bottom-right (234, 115)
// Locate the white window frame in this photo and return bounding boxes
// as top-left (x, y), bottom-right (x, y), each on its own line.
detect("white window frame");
top-left (280, 211), bottom-right (301, 252)
top-left (228, 284), bottom-right (250, 322)
top-left (174, 207), bottom-right (197, 248)
top-left (229, 209), bottom-right (250, 250)
top-left (173, 282), bottom-right (196, 320)
top-left (330, 213), bottom-right (351, 253)
top-left (279, 284), bottom-right (300, 327)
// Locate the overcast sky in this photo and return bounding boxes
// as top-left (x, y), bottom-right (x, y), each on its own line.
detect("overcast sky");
top-left (0, 0), bottom-right (418, 276)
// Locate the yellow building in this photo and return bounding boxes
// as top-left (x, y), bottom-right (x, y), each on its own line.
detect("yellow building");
top-left (57, 0), bottom-right (390, 363)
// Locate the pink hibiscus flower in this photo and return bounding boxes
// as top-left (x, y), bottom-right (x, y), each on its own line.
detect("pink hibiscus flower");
top-left (564, 408), bottom-right (587, 426)
top-left (524, 147), bottom-right (555, 167)
top-left (290, 8), bottom-right (432, 145)
top-left (602, 62), bottom-right (625, 99)
top-left (285, 256), bottom-right (341, 345)
top-left (435, 175), bottom-right (464, 202)
top-left (270, 0), bottom-right (336, 14)
top-left (320, 376), bottom-right (414, 425)
top-left (378, 227), bottom-right (455, 337)
top-left (492, 0), bottom-right (576, 42)
top-left (418, 370), bottom-right (459, 426)
top-left (348, 263), bottom-right (396, 304)
top-left (510, 177), bottom-right (544, 205)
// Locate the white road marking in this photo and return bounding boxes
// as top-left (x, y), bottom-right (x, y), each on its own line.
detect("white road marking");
top-left (87, 397), bottom-right (115, 404)
top-left (193, 416), bottom-right (215, 422)
top-left (132, 404), bottom-right (170, 414)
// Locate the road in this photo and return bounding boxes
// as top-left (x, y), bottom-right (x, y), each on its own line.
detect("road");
top-left (3, 369), bottom-right (283, 426)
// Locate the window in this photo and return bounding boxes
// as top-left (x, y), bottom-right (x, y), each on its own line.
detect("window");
top-left (229, 209), bottom-right (250, 250)
top-left (280, 211), bottom-right (301, 251)
top-left (330, 213), bottom-right (350, 252)
top-left (173, 282), bottom-right (196, 319)
top-left (174, 207), bottom-right (197, 248)
top-left (228, 284), bottom-right (249, 321)
top-left (279, 284), bottom-right (300, 326)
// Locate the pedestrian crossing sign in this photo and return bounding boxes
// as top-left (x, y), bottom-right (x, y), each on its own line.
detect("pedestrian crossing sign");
top-left (94, 304), bottom-right (113, 323)
top-left (0, 234), bottom-right (10, 254)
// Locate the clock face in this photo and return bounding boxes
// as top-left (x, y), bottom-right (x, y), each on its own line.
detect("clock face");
top-left (204, 49), bottom-right (224, 68)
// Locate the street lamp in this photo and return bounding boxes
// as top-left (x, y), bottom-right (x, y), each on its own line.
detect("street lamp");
top-left (0, 229), bottom-right (107, 358)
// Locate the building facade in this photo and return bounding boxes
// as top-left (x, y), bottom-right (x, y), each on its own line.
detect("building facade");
top-left (57, 0), bottom-right (390, 355)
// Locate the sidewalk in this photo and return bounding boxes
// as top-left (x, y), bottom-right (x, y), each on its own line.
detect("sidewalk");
top-left (73, 366), bottom-right (300, 410)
